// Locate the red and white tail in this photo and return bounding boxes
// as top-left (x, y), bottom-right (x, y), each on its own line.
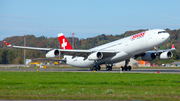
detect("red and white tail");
top-left (171, 44), bottom-right (175, 49)
top-left (4, 41), bottom-right (11, 46)
top-left (58, 33), bottom-right (73, 50)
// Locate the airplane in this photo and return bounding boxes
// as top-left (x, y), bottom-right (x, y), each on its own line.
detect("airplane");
top-left (4, 29), bottom-right (176, 71)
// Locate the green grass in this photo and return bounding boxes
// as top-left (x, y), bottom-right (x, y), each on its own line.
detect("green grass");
top-left (0, 72), bottom-right (180, 100)
top-left (132, 67), bottom-right (180, 69)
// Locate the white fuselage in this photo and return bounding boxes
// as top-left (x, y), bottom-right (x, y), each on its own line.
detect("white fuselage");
top-left (65, 29), bottom-right (170, 68)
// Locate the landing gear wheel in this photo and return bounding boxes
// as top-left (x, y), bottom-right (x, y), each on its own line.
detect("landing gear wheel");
top-left (121, 66), bottom-right (132, 71)
top-left (106, 66), bottom-right (112, 71)
top-left (90, 67), bottom-right (94, 71)
top-left (125, 66), bottom-right (127, 71)
top-left (121, 66), bottom-right (124, 71)
top-left (106, 66), bottom-right (109, 71)
top-left (93, 66), bottom-right (97, 71)
top-left (109, 66), bottom-right (112, 71)
top-left (97, 65), bottom-right (101, 70)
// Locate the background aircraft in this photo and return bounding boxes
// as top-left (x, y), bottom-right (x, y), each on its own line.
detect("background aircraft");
top-left (4, 29), bottom-right (175, 71)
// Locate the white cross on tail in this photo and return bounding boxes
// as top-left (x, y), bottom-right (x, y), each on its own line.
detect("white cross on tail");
top-left (61, 39), bottom-right (67, 49)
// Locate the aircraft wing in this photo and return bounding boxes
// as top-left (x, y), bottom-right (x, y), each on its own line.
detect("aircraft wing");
top-left (4, 41), bottom-right (53, 51)
top-left (134, 44), bottom-right (176, 59)
top-left (4, 41), bottom-right (117, 58)
top-left (145, 44), bottom-right (176, 53)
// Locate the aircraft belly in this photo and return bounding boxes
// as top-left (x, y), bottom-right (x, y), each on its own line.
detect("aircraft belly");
top-left (110, 54), bottom-right (132, 63)
top-left (98, 51), bottom-right (132, 64)
top-left (66, 57), bottom-right (94, 68)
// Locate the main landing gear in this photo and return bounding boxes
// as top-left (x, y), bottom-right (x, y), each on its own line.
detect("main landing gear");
top-left (106, 64), bottom-right (112, 71)
top-left (121, 59), bottom-right (132, 71)
top-left (90, 65), bottom-right (101, 71)
top-left (90, 64), bottom-right (113, 71)
top-left (90, 61), bottom-right (101, 71)
top-left (90, 59), bottom-right (132, 71)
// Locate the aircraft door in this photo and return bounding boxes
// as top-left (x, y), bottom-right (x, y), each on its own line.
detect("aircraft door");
top-left (148, 32), bottom-right (152, 39)
top-left (125, 41), bottom-right (128, 46)
top-left (146, 31), bottom-right (155, 47)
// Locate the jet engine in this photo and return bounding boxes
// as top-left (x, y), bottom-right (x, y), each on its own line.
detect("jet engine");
top-left (141, 53), bottom-right (156, 61)
top-left (88, 52), bottom-right (103, 60)
top-left (159, 51), bottom-right (173, 59)
top-left (46, 49), bottom-right (60, 58)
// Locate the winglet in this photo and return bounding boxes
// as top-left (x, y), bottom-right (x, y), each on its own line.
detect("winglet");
top-left (4, 41), bottom-right (11, 46)
top-left (171, 44), bottom-right (175, 49)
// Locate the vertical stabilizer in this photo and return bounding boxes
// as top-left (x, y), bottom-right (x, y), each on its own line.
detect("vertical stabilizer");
top-left (58, 33), bottom-right (73, 50)
top-left (171, 44), bottom-right (175, 49)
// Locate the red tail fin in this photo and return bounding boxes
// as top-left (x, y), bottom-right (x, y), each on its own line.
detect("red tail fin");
top-left (4, 41), bottom-right (10, 46)
top-left (58, 33), bottom-right (73, 50)
top-left (171, 44), bottom-right (175, 49)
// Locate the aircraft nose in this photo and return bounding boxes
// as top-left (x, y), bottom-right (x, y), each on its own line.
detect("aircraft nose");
top-left (166, 33), bottom-right (170, 39)
top-left (163, 32), bottom-right (170, 40)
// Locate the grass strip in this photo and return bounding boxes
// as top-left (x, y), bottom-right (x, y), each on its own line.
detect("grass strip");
top-left (0, 72), bottom-right (180, 100)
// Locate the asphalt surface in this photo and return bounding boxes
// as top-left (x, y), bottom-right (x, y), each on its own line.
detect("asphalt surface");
top-left (0, 68), bottom-right (180, 73)
top-left (0, 64), bottom-right (26, 67)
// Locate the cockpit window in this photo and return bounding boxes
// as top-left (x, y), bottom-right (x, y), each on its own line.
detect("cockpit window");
top-left (158, 31), bottom-right (167, 34)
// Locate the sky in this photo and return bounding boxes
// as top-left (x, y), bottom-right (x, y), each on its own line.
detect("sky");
top-left (0, 0), bottom-right (180, 40)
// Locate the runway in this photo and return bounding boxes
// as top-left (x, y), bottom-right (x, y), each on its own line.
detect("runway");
top-left (0, 64), bottom-right (26, 67)
top-left (0, 68), bottom-right (180, 73)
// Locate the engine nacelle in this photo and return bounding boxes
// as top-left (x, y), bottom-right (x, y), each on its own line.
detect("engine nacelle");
top-left (46, 49), bottom-right (60, 58)
top-left (141, 53), bottom-right (156, 61)
top-left (88, 52), bottom-right (103, 60)
top-left (159, 51), bottom-right (173, 60)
